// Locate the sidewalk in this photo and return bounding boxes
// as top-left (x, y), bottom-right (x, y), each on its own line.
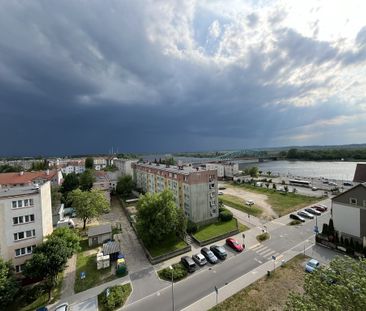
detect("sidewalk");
top-left (60, 254), bottom-right (76, 299)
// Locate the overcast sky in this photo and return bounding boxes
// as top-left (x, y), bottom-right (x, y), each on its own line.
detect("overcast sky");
top-left (1, 0), bottom-right (366, 156)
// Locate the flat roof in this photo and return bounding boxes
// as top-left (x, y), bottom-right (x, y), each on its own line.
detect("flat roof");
top-left (135, 162), bottom-right (214, 175)
top-left (88, 223), bottom-right (112, 237)
top-left (0, 185), bottom-right (40, 198)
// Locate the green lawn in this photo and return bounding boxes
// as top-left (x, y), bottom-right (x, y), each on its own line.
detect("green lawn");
top-left (98, 283), bottom-right (132, 311)
top-left (221, 194), bottom-right (262, 216)
top-left (147, 235), bottom-right (188, 258)
top-left (230, 183), bottom-right (320, 216)
top-left (238, 222), bottom-right (249, 232)
top-left (210, 255), bottom-right (307, 311)
top-left (74, 251), bottom-right (116, 293)
top-left (193, 219), bottom-right (238, 242)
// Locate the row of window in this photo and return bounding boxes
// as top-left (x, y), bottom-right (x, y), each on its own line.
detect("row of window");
top-left (14, 229), bottom-right (36, 241)
top-left (15, 245), bottom-right (36, 257)
top-left (15, 264), bottom-right (25, 273)
top-left (13, 214), bottom-right (35, 225)
top-left (12, 198), bottom-right (34, 209)
top-left (349, 198), bottom-right (366, 206)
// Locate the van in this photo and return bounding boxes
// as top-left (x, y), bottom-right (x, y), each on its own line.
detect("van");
top-left (57, 218), bottom-right (75, 229)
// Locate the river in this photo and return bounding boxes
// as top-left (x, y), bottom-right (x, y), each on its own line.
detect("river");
top-left (239, 160), bottom-right (365, 181)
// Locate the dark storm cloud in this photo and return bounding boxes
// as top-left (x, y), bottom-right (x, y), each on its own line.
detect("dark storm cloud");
top-left (0, 1), bottom-right (365, 156)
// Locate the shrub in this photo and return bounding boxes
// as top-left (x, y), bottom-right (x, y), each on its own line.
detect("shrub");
top-left (289, 220), bottom-right (301, 226)
top-left (219, 210), bottom-right (233, 222)
top-left (186, 220), bottom-right (197, 234)
top-left (158, 263), bottom-right (187, 282)
top-left (98, 284), bottom-right (131, 311)
top-left (256, 232), bottom-right (270, 242)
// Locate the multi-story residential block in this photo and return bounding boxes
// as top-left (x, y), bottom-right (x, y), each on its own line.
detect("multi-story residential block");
top-left (133, 162), bottom-right (218, 224)
top-left (331, 183), bottom-right (366, 243)
top-left (113, 159), bottom-right (138, 176)
top-left (0, 182), bottom-right (53, 273)
top-left (60, 160), bottom-right (86, 175)
top-left (93, 158), bottom-right (107, 171)
top-left (205, 162), bottom-right (239, 179)
top-left (0, 170), bottom-right (63, 188)
top-left (93, 171), bottom-right (111, 203)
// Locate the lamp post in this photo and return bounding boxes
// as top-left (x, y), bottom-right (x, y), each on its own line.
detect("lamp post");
top-left (242, 233), bottom-right (245, 247)
top-left (169, 266), bottom-right (175, 311)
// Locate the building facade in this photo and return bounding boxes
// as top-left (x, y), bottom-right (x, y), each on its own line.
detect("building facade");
top-left (0, 170), bottom-right (63, 188)
top-left (0, 182), bottom-right (53, 273)
top-left (205, 162), bottom-right (239, 179)
top-left (331, 183), bottom-right (366, 242)
top-left (133, 162), bottom-right (218, 224)
top-left (114, 159), bottom-right (138, 176)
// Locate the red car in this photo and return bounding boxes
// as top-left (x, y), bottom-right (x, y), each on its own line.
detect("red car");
top-left (226, 238), bottom-right (244, 252)
top-left (313, 205), bottom-right (327, 212)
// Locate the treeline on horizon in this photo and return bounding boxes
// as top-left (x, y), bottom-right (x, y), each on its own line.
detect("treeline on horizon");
top-left (282, 148), bottom-right (366, 161)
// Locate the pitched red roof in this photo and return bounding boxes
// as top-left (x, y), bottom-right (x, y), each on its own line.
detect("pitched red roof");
top-left (0, 170), bottom-right (57, 185)
top-left (353, 164), bottom-right (366, 183)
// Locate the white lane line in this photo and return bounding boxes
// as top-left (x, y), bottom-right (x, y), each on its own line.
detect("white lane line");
top-left (259, 249), bottom-right (275, 257)
top-left (256, 247), bottom-right (270, 255)
top-left (254, 245), bottom-right (267, 252)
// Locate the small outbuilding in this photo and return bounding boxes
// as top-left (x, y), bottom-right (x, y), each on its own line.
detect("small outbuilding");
top-left (88, 223), bottom-right (112, 247)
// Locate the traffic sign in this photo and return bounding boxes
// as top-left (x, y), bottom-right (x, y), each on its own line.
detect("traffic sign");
top-left (314, 226), bottom-right (319, 233)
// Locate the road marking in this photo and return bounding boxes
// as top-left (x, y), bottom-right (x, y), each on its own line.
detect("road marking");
top-left (262, 250), bottom-right (276, 258)
top-left (273, 252), bottom-right (280, 258)
top-left (256, 247), bottom-right (270, 255)
top-left (254, 258), bottom-right (263, 264)
top-left (249, 243), bottom-right (261, 250)
top-left (254, 245), bottom-right (267, 252)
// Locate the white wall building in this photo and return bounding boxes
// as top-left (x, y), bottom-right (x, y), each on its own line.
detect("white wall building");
top-left (0, 182), bottom-right (53, 273)
top-left (205, 162), bottom-right (239, 179)
top-left (331, 183), bottom-right (366, 242)
top-left (114, 159), bottom-right (138, 176)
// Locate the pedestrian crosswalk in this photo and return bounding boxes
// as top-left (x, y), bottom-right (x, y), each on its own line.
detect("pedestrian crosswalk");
top-left (251, 244), bottom-right (280, 260)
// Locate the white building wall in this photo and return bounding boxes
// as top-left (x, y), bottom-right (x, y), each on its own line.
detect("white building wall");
top-left (332, 202), bottom-right (360, 237)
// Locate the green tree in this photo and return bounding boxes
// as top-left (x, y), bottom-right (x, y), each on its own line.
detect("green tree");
top-left (249, 166), bottom-right (259, 177)
top-left (287, 148), bottom-right (298, 159)
top-left (0, 259), bottom-right (19, 308)
top-left (69, 189), bottom-right (110, 229)
top-left (51, 185), bottom-right (62, 207)
top-left (136, 190), bottom-right (186, 246)
top-left (47, 227), bottom-right (80, 257)
top-left (24, 237), bottom-right (69, 301)
top-left (85, 157), bottom-right (94, 169)
top-left (116, 175), bottom-right (135, 198)
top-left (79, 169), bottom-right (95, 191)
top-left (0, 164), bottom-right (23, 173)
top-left (267, 171), bottom-right (272, 176)
top-left (286, 256), bottom-right (366, 311)
top-left (60, 173), bottom-right (79, 195)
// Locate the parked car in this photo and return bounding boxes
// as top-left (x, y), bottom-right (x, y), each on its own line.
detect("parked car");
top-left (297, 211), bottom-right (314, 219)
top-left (55, 303), bottom-right (69, 311)
top-left (245, 200), bottom-right (254, 206)
top-left (311, 186), bottom-right (318, 191)
top-left (323, 180), bottom-right (329, 184)
top-left (289, 213), bottom-right (305, 222)
top-left (343, 182), bottom-right (353, 186)
top-left (210, 245), bottom-right (227, 260)
top-left (181, 256), bottom-right (197, 272)
top-left (201, 247), bottom-right (218, 264)
top-left (226, 237), bottom-right (244, 252)
top-left (305, 259), bottom-right (320, 273)
top-left (329, 181), bottom-right (337, 186)
top-left (313, 205), bottom-right (327, 212)
top-left (305, 208), bottom-right (321, 216)
top-left (192, 253), bottom-right (207, 266)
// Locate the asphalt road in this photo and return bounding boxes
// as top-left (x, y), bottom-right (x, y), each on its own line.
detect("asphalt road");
top-left (122, 209), bottom-right (331, 311)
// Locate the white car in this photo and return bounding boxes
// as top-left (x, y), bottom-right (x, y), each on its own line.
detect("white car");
top-left (245, 200), bottom-right (254, 206)
top-left (55, 303), bottom-right (69, 311)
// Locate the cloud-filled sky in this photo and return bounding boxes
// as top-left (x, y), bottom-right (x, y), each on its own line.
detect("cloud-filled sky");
top-left (1, 0), bottom-right (366, 156)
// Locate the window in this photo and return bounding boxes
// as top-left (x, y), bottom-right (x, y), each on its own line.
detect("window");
top-left (29, 199), bottom-right (34, 206)
top-left (12, 214), bottom-right (35, 225)
top-left (30, 214), bottom-right (35, 222)
top-left (350, 198), bottom-right (358, 205)
top-left (24, 199), bottom-right (29, 207)
top-left (17, 200), bottom-right (22, 208)
top-left (15, 245), bottom-right (36, 257)
top-left (14, 230), bottom-right (35, 241)
top-left (15, 264), bottom-right (25, 273)
top-left (13, 217), bottom-right (18, 225)
top-left (12, 201), bottom-right (17, 208)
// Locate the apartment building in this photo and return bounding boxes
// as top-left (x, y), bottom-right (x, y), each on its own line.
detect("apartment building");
top-left (60, 160), bottom-right (86, 175)
top-left (114, 159), bottom-right (138, 176)
top-left (93, 158), bottom-right (107, 171)
top-left (0, 182), bottom-right (53, 273)
top-left (93, 171), bottom-right (111, 203)
top-left (0, 170), bottom-right (63, 188)
top-left (205, 162), bottom-right (239, 179)
top-left (133, 162), bottom-right (218, 224)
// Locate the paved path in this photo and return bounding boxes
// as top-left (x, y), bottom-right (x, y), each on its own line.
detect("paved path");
top-left (60, 254), bottom-right (76, 299)
top-left (224, 205), bottom-right (264, 228)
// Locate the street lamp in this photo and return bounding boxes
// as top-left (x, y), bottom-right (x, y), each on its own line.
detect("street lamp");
top-left (242, 233), bottom-right (245, 247)
top-left (169, 266), bottom-right (175, 311)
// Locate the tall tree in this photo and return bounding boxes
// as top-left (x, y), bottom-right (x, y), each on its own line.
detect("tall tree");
top-left (24, 237), bottom-right (69, 301)
top-left (116, 175), bottom-right (134, 198)
top-left (69, 189), bottom-right (110, 229)
top-left (47, 227), bottom-right (80, 257)
top-left (249, 166), bottom-right (259, 177)
top-left (79, 169), bottom-right (95, 191)
top-left (286, 256), bottom-right (366, 311)
top-left (136, 190), bottom-right (186, 246)
top-left (85, 157), bottom-right (94, 169)
top-left (60, 172), bottom-right (79, 194)
top-left (0, 164), bottom-right (23, 173)
top-left (0, 259), bottom-right (19, 308)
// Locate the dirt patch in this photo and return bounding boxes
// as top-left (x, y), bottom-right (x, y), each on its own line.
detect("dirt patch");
top-left (223, 186), bottom-right (278, 220)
